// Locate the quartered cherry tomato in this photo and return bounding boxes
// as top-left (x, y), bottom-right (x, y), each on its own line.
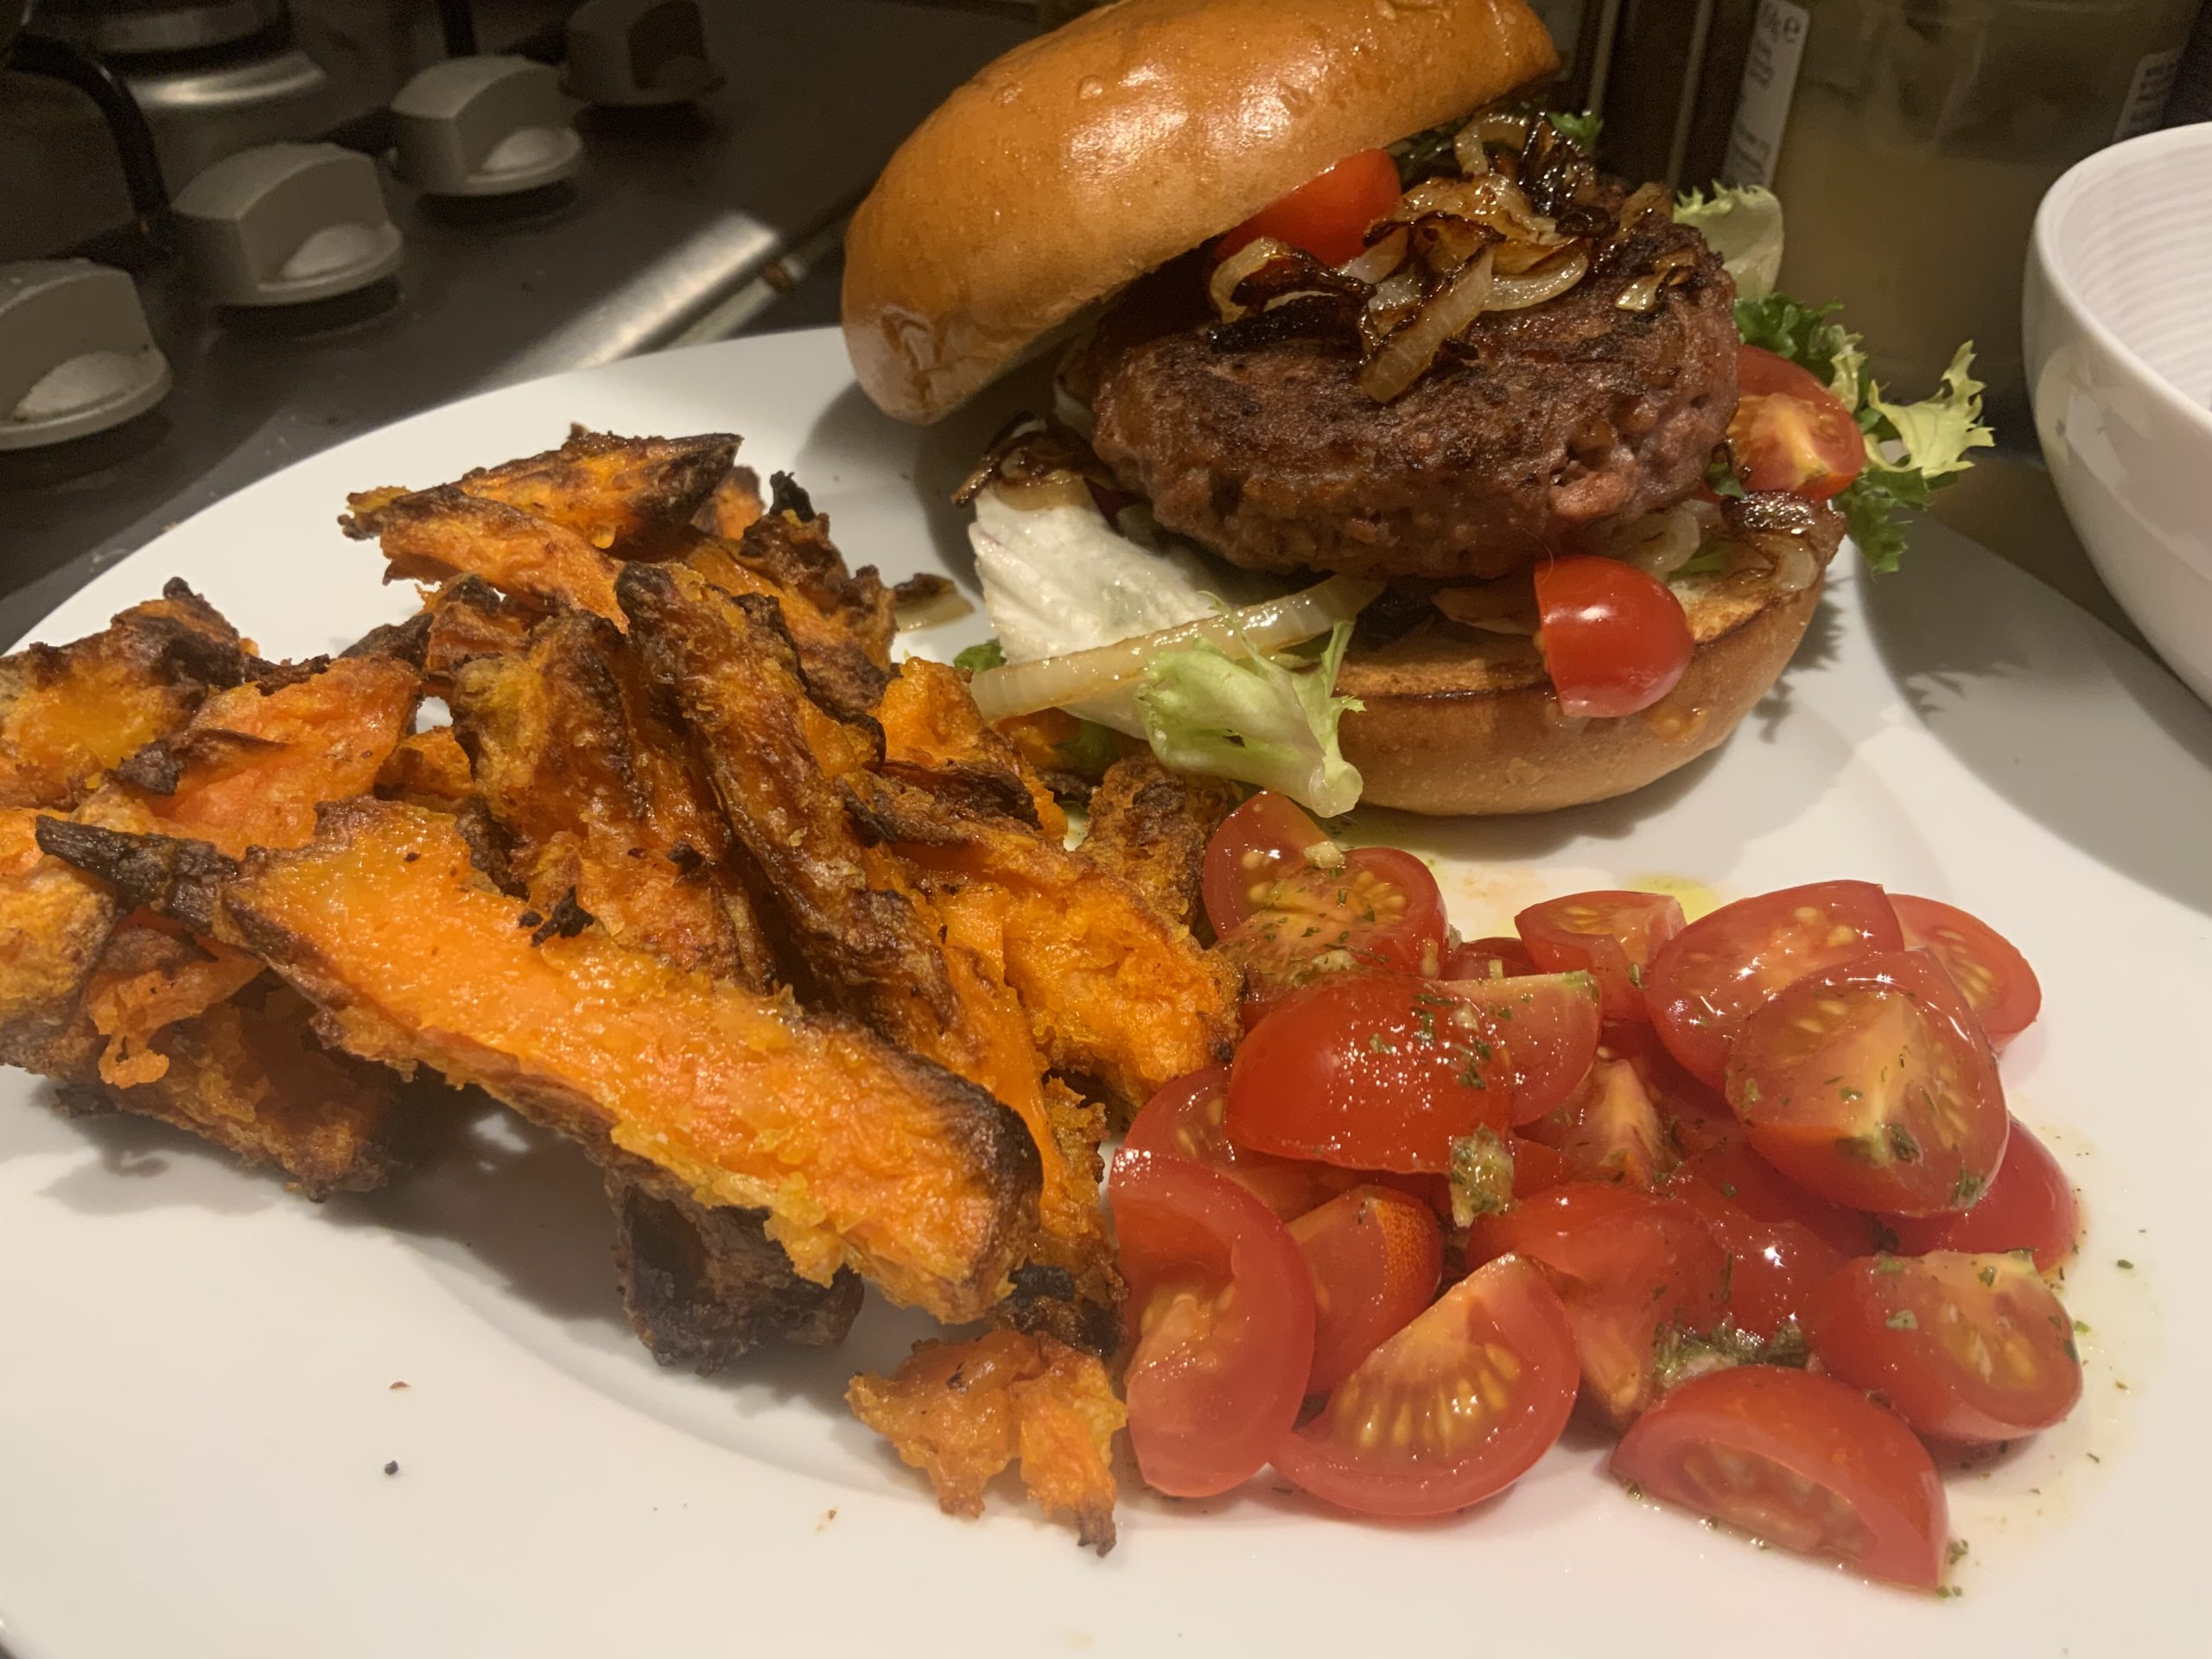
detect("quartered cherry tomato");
top-left (1807, 1251), bottom-right (2083, 1445)
top-left (1201, 791), bottom-right (1329, 936)
top-left (1471, 1182), bottom-right (1726, 1427)
top-left (1228, 973), bottom-right (1514, 1173)
top-left (1726, 950), bottom-right (2009, 1217)
top-left (1888, 1119), bottom-right (2080, 1272)
top-left (1516, 891), bottom-right (1686, 1021)
top-left (1431, 970), bottom-right (1603, 1124)
top-left (1290, 1184), bottom-right (1445, 1393)
top-left (1521, 1055), bottom-right (1675, 1189)
top-left (1890, 893), bottom-right (2042, 1050)
top-left (1672, 1135), bottom-right (1875, 1259)
top-left (1534, 556), bottom-right (1694, 719)
top-left (1122, 1065), bottom-right (1353, 1221)
top-left (1644, 879), bottom-right (1903, 1086)
top-left (1611, 1366), bottom-right (1948, 1590)
top-left (1728, 346), bottom-right (1866, 501)
top-left (1217, 846), bottom-right (1449, 1026)
top-left (1667, 1172), bottom-right (1846, 1339)
top-left (1272, 1255), bottom-right (1580, 1517)
top-left (1216, 148), bottom-right (1405, 268)
top-left (1110, 1150), bottom-right (1315, 1497)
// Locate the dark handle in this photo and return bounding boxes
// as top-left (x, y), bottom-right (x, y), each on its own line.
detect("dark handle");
top-left (438, 0), bottom-right (478, 57)
top-left (5, 32), bottom-right (171, 234)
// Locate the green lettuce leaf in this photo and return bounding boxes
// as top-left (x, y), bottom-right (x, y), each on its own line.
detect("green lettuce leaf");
top-left (1674, 183), bottom-right (1783, 301)
top-left (953, 638), bottom-right (1006, 673)
top-left (1135, 622), bottom-right (1363, 817)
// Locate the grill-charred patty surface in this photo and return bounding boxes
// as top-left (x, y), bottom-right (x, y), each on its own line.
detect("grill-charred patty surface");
top-left (1088, 215), bottom-right (1739, 582)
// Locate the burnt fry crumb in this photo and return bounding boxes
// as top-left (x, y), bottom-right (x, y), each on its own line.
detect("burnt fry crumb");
top-left (529, 888), bottom-right (595, 945)
top-left (383, 1460), bottom-right (399, 1476)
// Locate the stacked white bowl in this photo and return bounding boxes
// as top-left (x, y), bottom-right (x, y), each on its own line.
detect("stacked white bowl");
top-left (2026, 122), bottom-right (2212, 707)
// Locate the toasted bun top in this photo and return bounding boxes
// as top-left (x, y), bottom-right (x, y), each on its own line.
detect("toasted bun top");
top-left (842, 0), bottom-right (1560, 423)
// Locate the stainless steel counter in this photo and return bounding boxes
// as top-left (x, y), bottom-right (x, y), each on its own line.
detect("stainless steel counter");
top-left (0, 0), bottom-right (1032, 643)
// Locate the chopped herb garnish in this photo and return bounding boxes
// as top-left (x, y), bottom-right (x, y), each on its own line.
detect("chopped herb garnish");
top-left (953, 638), bottom-right (1006, 673)
top-left (1885, 1309), bottom-right (1918, 1331)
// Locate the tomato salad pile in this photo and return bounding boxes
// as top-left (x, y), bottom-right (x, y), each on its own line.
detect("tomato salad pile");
top-left (1109, 792), bottom-right (2084, 1590)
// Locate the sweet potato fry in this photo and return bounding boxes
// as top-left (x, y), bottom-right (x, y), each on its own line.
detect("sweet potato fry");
top-left (1082, 753), bottom-right (1242, 931)
top-left (607, 1164), bottom-right (862, 1371)
top-left (693, 466), bottom-right (765, 540)
top-left (39, 802), bottom-right (1039, 1319)
top-left (342, 486), bottom-right (624, 622)
top-left (0, 582), bottom-right (245, 809)
top-left (451, 612), bottom-right (774, 987)
top-left (876, 658), bottom-right (1065, 838)
top-left (46, 976), bottom-right (397, 1196)
top-left (81, 918), bottom-right (264, 1088)
top-left (376, 726), bottom-right (474, 809)
top-left (849, 772), bottom-right (1236, 1118)
top-left (621, 563), bottom-right (1121, 1348)
top-left (849, 1331), bottom-right (1124, 1554)
top-left (112, 654), bottom-right (421, 858)
top-left (0, 806), bottom-right (118, 1068)
top-left (442, 428), bottom-right (737, 558)
top-left (422, 575), bottom-right (534, 694)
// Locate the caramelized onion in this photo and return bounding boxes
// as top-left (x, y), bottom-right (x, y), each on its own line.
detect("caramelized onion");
top-left (1487, 245), bottom-right (1589, 310)
top-left (1452, 119), bottom-right (1493, 177)
top-left (1208, 236), bottom-right (1295, 321)
top-left (1338, 227), bottom-right (1408, 284)
top-left (1360, 247), bottom-right (1494, 403)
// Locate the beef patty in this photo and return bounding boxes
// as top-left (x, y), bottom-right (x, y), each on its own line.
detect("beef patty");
top-left (1087, 214), bottom-right (1739, 582)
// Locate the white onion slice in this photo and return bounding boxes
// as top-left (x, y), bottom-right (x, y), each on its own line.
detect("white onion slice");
top-left (1608, 505), bottom-right (1702, 579)
top-left (1487, 245), bottom-right (1590, 311)
top-left (1338, 227), bottom-right (1408, 285)
top-left (1360, 248), bottom-right (1494, 403)
top-left (968, 575), bottom-right (1384, 723)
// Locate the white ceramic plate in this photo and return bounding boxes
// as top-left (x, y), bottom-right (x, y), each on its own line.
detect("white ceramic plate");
top-left (4, 329), bottom-right (2208, 1658)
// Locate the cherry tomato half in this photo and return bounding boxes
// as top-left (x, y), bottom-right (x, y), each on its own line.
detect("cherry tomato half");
top-left (1228, 974), bottom-right (1514, 1173)
top-left (1808, 1251), bottom-right (2083, 1445)
top-left (1728, 346), bottom-right (1866, 501)
top-left (1888, 1119), bottom-right (2080, 1272)
top-left (1431, 970), bottom-right (1603, 1124)
top-left (1201, 791), bottom-right (1327, 936)
top-left (1471, 1182), bottom-right (1726, 1427)
top-left (1216, 148), bottom-right (1405, 268)
top-left (1516, 891), bottom-right (1687, 1021)
top-left (1272, 1255), bottom-right (1580, 1517)
top-left (1110, 1149), bottom-right (1316, 1497)
top-left (1890, 894), bottom-right (2042, 1051)
top-left (1122, 1065), bottom-right (1353, 1221)
top-left (1726, 950), bottom-right (2009, 1217)
top-left (1534, 556), bottom-right (1695, 719)
top-left (1672, 1135), bottom-right (1876, 1259)
top-left (1645, 879), bottom-right (1904, 1087)
top-left (1611, 1365), bottom-right (1948, 1589)
top-left (1217, 847), bottom-right (1448, 1027)
top-left (1290, 1184), bottom-right (1445, 1393)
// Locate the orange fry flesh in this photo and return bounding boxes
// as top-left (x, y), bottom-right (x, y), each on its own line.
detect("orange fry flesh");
top-left (849, 1331), bottom-right (1124, 1554)
top-left (219, 800), bottom-right (1038, 1319)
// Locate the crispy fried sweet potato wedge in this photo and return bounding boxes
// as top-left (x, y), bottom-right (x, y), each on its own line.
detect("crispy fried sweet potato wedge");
top-left (343, 487), bottom-right (625, 623)
top-left (693, 466), bottom-right (766, 540)
top-left (876, 658), bottom-right (1065, 838)
top-left (113, 654), bottom-right (422, 858)
top-left (621, 563), bottom-right (1121, 1349)
top-left (0, 582), bottom-right (245, 809)
top-left (849, 1331), bottom-right (1124, 1554)
top-left (0, 805), bottom-right (119, 1068)
top-left (41, 801), bottom-right (1040, 1319)
top-left (849, 772), bottom-right (1236, 1119)
top-left (607, 1164), bottom-right (862, 1371)
top-left (1082, 753), bottom-right (1242, 932)
top-left (442, 428), bottom-right (737, 558)
top-left (451, 613), bottom-right (774, 988)
top-left (46, 976), bottom-right (397, 1197)
top-left (376, 726), bottom-right (474, 809)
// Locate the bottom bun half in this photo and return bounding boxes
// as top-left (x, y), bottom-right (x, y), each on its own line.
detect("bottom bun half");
top-left (1337, 575), bottom-right (1825, 816)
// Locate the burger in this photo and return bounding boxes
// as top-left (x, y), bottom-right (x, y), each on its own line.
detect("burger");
top-left (841, 0), bottom-right (1986, 817)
